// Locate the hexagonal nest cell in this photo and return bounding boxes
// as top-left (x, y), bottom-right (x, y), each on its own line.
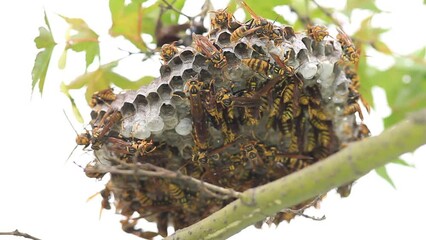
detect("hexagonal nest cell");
top-left (78, 4), bottom-right (371, 239)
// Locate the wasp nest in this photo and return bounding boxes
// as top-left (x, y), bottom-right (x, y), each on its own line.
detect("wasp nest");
top-left (79, 4), bottom-right (370, 239)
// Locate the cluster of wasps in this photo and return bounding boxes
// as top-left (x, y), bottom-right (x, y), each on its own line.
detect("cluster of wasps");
top-left (75, 1), bottom-right (371, 239)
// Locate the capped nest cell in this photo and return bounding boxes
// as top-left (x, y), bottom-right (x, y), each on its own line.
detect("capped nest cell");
top-left (78, 3), bottom-right (371, 239)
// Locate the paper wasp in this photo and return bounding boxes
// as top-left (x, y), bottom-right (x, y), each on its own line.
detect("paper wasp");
top-left (85, 182), bottom-right (113, 220)
top-left (160, 41), bottom-right (179, 64)
top-left (242, 58), bottom-right (286, 77)
top-left (168, 183), bottom-right (187, 204)
top-left (305, 128), bottom-right (317, 153)
top-left (271, 50), bottom-right (295, 70)
top-left (193, 137), bottom-right (240, 170)
top-left (268, 53), bottom-right (303, 129)
top-left (242, 51), bottom-right (294, 79)
top-left (121, 217), bottom-right (159, 239)
top-left (279, 81), bottom-right (303, 124)
top-left (216, 87), bottom-right (236, 121)
top-left (201, 80), bottom-right (223, 127)
top-left (91, 109), bottom-right (122, 150)
top-left (240, 142), bottom-right (265, 174)
top-left (312, 145), bottom-right (331, 160)
top-left (83, 160), bottom-right (106, 179)
top-left (106, 137), bottom-right (156, 157)
top-left (278, 134), bottom-right (313, 173)
top-left (184, 77), bottom-right (209, 150)
top-left (345, 66), bottom-right (371, 114)
top-left (344, 102), bottom-right (364, 120)
top-left (238, 1), bottom-right (274, 39)
top-left (66, 120), bottom-right (91, 149)
top-left (230, 24), bottom-right (262, 42)
top-left (258, 141), bottom-right (313, 176)
top-left (201, 83), bottom-right (238, 143)
top-left (317, 127), bottom-right (331, 149)
top-left (307, 25), bottom-right (329, 42)
top-left (99, 185), bottom-right (112, 210)
top-left (220, 154), bottom-right (250, 184)
top-left (135, 190), bottom-right (153, 207)
top-left (209, 8), bottom-right (233, 31)
top-left (64, 110), bottom-right (92, 162)
top-left (269, 26), bottom-right (293, 46)
top-left (308, 114), bottom-right (329, 131)
top-left (358, 123), bottom-right (371, 139)
top-left (337, 28), bottom-right (360, 64)
top-left (192, 33), bottom-right (227, 69)
top-left (89, 88), bottom-right (116, 108)
top-left (239, 77), bottom-right (267, 125)
top-left (336, 182), bottom-right (354, 198)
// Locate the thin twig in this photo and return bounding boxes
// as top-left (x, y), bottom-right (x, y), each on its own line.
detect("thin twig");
top-left (280, 195), bottom-right (326, 221)
top-left (145, 163), bottom-right (242, 199)
top-left (86, 161), bottom-right (242, 199)
top-left (161, 0), bottom-right (193, 20)
top-left (0, 230), bottom-right (41, 240)
top-left (288, 6), bottom-right (312, 26)
top-left (310, 0), bottom-right (343, 29)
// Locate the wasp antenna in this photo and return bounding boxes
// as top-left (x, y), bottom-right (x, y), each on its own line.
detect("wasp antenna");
top-left (73, 160), bottom-right (84, 169)
top-left (65, 145), bottom-right (79, 164)
top-left (272, 16), bottom-right (278, 25)
top-left (63, 109), bottom-right (79, 135)
top-left (86, 191), bottom-right (101, 202)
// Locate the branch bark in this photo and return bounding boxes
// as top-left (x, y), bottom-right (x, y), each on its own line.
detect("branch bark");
top-left (0, 229), bottom-right (41, 240)
top-left (166, 109), bottom-right (426, 240)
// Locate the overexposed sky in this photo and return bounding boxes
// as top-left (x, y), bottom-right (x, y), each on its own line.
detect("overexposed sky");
top-left (0, 0), bottom-right (425, 240)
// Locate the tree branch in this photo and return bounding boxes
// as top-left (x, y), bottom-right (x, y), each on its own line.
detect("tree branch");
top-left (0, 229), bottom-right (41, 240)
top-left (166, 109), bottom-right (426, 240)
top-left (86, 160), bottom-right (242, 199)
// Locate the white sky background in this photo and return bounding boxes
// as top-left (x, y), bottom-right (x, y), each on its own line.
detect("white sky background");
top-left (0, 0), bottom-right (425, 239)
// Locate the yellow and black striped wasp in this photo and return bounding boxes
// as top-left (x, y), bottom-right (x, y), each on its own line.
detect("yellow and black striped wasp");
top-left (238, 1), bottom-right (275, 39)
top-left (89, 88), bottom-right (116, 108)
top-left (160, 41), bottom-right (179, 64)
top-left (307, 25), bottom-right (329, 42)
top-left (337, 28), bottom-right (360, 65)
top-left (91, 109), bottom-right (122, 150)
top-left (192, 33), bottom-right (227, 69)
top-left (184, 77), bottom-right (209, 150)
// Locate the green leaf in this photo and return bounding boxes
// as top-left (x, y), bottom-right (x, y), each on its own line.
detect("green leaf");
top-left (64, 61), bottom-right (119, 104)
top-left (381, 62), bottom-right (426, 128)
top-left (60, 82), bottom-right (84, 123)
top-left (413, 47), bottom-right (426, 58)
top-left (344, 0), bottom-right (380, 15)
top-left (60, 15), bottom-right (100, 69)
top-left (354, 15), bottom-right (388, 43)
top-left (226, 0), bottom-right (237, 13)
top-left (375, 166), bottom-right (396, 189)
top-left (34, 27), bottom-right (56, 49)
top-left (360, 48), bottom-right (426, 129)
top-left (139, 3), bottom-right (161, 38)
top-left (32, 11), bottom-right (56, 94)
top-left (371, 41), bottom-right (393, 55)
top-left (307, 7), bottom-right (332, 24)
top-left (160, 0), bottom-right (186, 25)
top-left (107, 71), bottom-right (154, 89)
top-left (391, 158), bottom-right (415, 168)
top-left (58, 49), bottom-right (67, 69)
top-left (109, 0), bottom-right (148, 51)
top-left (32, 48), bottom-right (54, 94)
top-left (238, 0), bottom-right (286, 24)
